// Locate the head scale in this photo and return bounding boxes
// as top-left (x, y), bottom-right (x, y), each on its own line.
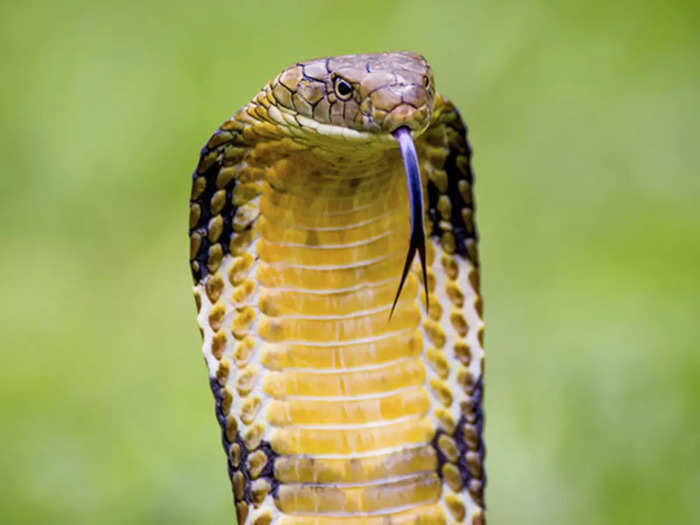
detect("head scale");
top-left (270, 51), bottom-right (435, 135)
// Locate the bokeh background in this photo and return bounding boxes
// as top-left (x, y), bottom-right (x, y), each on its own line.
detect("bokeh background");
top-left (1, 1), bottom-right (698, 523)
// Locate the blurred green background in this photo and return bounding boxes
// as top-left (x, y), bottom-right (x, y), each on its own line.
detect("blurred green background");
top-left (1, 1), bottom-right (699, 523)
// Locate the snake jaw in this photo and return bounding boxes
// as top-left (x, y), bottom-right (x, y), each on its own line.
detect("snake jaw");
top-left (390, 126), bottom-right (429, 319)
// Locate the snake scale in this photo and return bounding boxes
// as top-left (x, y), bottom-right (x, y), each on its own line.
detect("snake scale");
top-left (188, 52), bottom-right (485, 524)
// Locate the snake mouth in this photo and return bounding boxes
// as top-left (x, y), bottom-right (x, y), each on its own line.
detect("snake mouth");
top-left (380, 103), bottom-right (430, 134)
top-left (390, 126), bottom-right (429, 318)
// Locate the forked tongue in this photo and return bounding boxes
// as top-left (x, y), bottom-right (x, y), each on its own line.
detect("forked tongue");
top-left (390, 126), bottom-right (429, 319)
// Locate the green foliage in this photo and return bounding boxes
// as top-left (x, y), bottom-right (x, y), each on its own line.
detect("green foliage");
top-left (1, 1), bottom-right (698, 523)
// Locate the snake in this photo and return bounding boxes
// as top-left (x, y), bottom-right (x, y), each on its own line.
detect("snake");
top-left (188, 51), bottom-right (485, 524)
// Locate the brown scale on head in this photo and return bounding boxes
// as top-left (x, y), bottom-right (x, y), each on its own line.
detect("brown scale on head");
top-left (270, 51), bottom-right (435, 134)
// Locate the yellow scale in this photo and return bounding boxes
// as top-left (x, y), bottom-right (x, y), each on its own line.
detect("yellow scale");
top-left (256, 152), bottom-right (443, 520)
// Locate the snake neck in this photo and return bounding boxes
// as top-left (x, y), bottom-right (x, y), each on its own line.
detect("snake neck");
top-left (245, 146), bottom-right (445, 517)
top-left (256, 147), bottom-right (416, 305)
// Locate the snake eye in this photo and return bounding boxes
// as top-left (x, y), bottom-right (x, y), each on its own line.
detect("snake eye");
top-left (423, 75), bottom-right (431, 89)
top-left (334, 78), bottom-right (353, 100)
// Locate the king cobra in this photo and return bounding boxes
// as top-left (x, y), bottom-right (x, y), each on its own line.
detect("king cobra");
top-left (188, 52), bottom-right (485, 524)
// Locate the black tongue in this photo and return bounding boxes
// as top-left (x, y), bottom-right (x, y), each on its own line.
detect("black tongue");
top-left (390, 127), bottom-right (429, 319)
